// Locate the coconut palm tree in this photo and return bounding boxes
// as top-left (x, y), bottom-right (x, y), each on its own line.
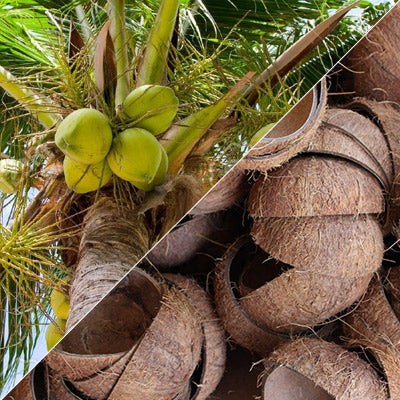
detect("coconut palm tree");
top-left (0, 0), bottom-right (393, 393)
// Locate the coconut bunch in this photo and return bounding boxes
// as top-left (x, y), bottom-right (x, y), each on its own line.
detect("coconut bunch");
top-left (343, 267), bottom-right (400, 399)
top-left (55, 85), bottom-right (177, 194)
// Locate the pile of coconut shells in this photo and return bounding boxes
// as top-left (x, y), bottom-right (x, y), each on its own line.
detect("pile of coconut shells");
top-left (7, 7), bottom-right (400, 397)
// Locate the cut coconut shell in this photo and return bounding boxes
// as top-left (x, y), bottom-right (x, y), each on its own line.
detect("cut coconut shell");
top-left (107, 284), bottom-right (202, 400)
top-left (248, 156), bottom-right (384, 218)
top-left (241, 266), bottom-right (372, 334)
top-left (46, 267), bottom-right (203, 400)
top-left (164, 274), bottom-right (226, 400)
top-left (190, 168), bottom-right (251, 215)
top-left (346, 5), bottom-right (400, 104)
top-left (305, 108), bottom-right (392, 188)
top-left (239, 78), bottom-right (326, 172)
top-left (263, 338), bottom-right (388, 400)
top-left (343, 272), bottom-right (400, 399)
top-left (252, 215), bottom-right (383, 278)
top-left (344, 98), bottom-right (400, 231)
top-left (213, 236), bottom-right (288, 355)
top-left (147, 211), bottom-right (233, 270)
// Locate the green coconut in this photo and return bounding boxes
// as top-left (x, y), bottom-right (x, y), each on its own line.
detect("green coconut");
top-left (0, 159), bottom-right (23, 194)
top-left (249, 122), bottom-right (276, 147)
top-left (63, 156), bottom-right (112, 193)
top-left (130, 145), bottom-right (168, 191)
top-left (107, 127), bottom-right (163, 185)
top-left (122, 85), bottom-right (179, 135)
top-left (50, 288), bottom-right (70, 320)
top-left (45, 317), bottom-right (66, 351)
top-left (55, 108), bottom-right (113, 164)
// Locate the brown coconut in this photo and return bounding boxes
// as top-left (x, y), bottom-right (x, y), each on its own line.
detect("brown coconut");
top-left (344, 99), bottom-right (400, 231)
top-left (248, 155), bottom-right (384, 218)
top-left (262, 338), bottom-right (388, 400)
top-left (238, 78), bottom-right (326, 172)
top-left (343, 272), bottom-right (400, 399)
top-left (241, 266), bottom-right (372, 334)
top-left (46, 268), bottom-right (203, 400)
top-left (305, 108), bottom-right (392, 187)
top-left (4, 374), bottom-right (33, 400)
top-left (190, 168), bottom-right (251, 215)
top-left (346, 4), bottom-right (400, 104)
top-left (251, 215), bottom-right (383, 278)
top-left (164, 274), bottom-right (226, 400)
top-left (147, 211), bottom-right (237, 270)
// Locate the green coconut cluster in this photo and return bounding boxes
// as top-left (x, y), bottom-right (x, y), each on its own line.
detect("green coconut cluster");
top-left (0, 159), bottom-right (24, 194)
top-left (55, 85), bottom-right (178, 193)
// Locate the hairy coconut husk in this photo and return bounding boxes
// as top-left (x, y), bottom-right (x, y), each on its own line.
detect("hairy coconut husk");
top-left (238, 78), bottom-right (326, 172)
top-left (241, 265), bottom-right (372, 334)
top-left (190, 168), bottom-right (250, 215)
top-left (213, 237), bottom-right (288, 355)
top-left (4, 374), bottom-right (34, 400)
top-left (248, 156), bottom-right (384, 218)
top-left (164, 274), bottom-right (226, 400)
top-left (252, 215), bottom-right (383, 279)
top-left (305, 109), bottom-right (392, 187)
top-left (344, 99), bottom-right (400, 232)
top-left (262, 338), bottom-right (388, 400)
top-left (107, 284), bottom-right (202, 400)
top-left (343, 272), bottom-right (400, 399)
top-left (47, 267), bottom-right (203, 400)
top-left (346, 5), bottom-right (400, 104)
top-left (147, 212), bottom-right (226, 270)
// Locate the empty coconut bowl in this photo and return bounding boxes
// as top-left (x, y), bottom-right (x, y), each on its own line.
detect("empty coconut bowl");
top-left (262, 338), bottom-right (388, 400)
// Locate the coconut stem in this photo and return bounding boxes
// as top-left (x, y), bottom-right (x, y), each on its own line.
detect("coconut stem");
top-left (109, 0), bottom-right (130, 110)
top-left (0, 65), bottom-right (59, 129)
top-left (135, 0), bottom-right (180, 86)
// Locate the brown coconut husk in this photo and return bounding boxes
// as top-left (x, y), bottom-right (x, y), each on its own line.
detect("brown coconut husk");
top-left (248, 156), bottom-right (384, 218)
top-left (4, 374), bottom-right (34, 400)
top-left (147, 211), bottom-right (229, 270)
top-left (190, 168), bottom-right (250, 215)
top-left (213, 236), bottom-right (288, 355)
top-left (346, 4), bottom-right (400, 104)
top-left (262, 338), bottom-right (388, 400)
top-left (251, 215), bottom-right (383, 279)
top-left (241, 267), bottom-right (373, 334)
top-left (238, 78), bottom-right (327, 172)
top-left (343, 98), bottom-right (400, 231)
top-left (107, 284), bottom-right (202, 400)
top-left (46, 268), bottom-right (203, 400)
top-left (164, 274), bottom-right (226, 400)
top-left (305, 109), bottom-right (392, 188)
top-left (343, 272), bottom-right (400, 399)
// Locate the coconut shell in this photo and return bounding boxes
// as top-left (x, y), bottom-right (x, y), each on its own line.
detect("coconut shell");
top-left (213, 236), bottom-right (289, 355)
top-left (164, 274), bottom-right (226, 400)
top-left (248, 156), bottom-right (384, 218)
top-left (239, 78), bottom-right (326, 172)
top-left (251, 215), bottom-right (383, 278)
top-left (147, 211), bottom-right (230, 270)
top-left (344, 99), bottom-right (400, 232)
top-left (190, 168), bottom-right (250, 215)
top-left (343, 273), bottom-right (400, 399)
top-left (263, 338), bottom-right (388, 400)
top-left (108, 284), bottom-right (203, 400)
top-left (305, 109), bottom-right (392, 187)
top-left (241, 267), bottom-right (372, 334)
top-left (347, 5), bottom-right (400, 104)
top-left (4, 374), bottom-right (34, 400)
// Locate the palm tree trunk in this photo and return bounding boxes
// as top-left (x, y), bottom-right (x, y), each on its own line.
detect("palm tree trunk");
top-left (67, 198), bottom-right (149, 328)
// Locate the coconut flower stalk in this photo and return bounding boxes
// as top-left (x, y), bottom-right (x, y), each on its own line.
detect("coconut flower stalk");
top-left (0, 0), bottom-right (359, 391)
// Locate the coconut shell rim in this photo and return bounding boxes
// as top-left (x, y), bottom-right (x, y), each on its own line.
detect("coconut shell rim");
top-left (247, 78), bottom-right (326, 148)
